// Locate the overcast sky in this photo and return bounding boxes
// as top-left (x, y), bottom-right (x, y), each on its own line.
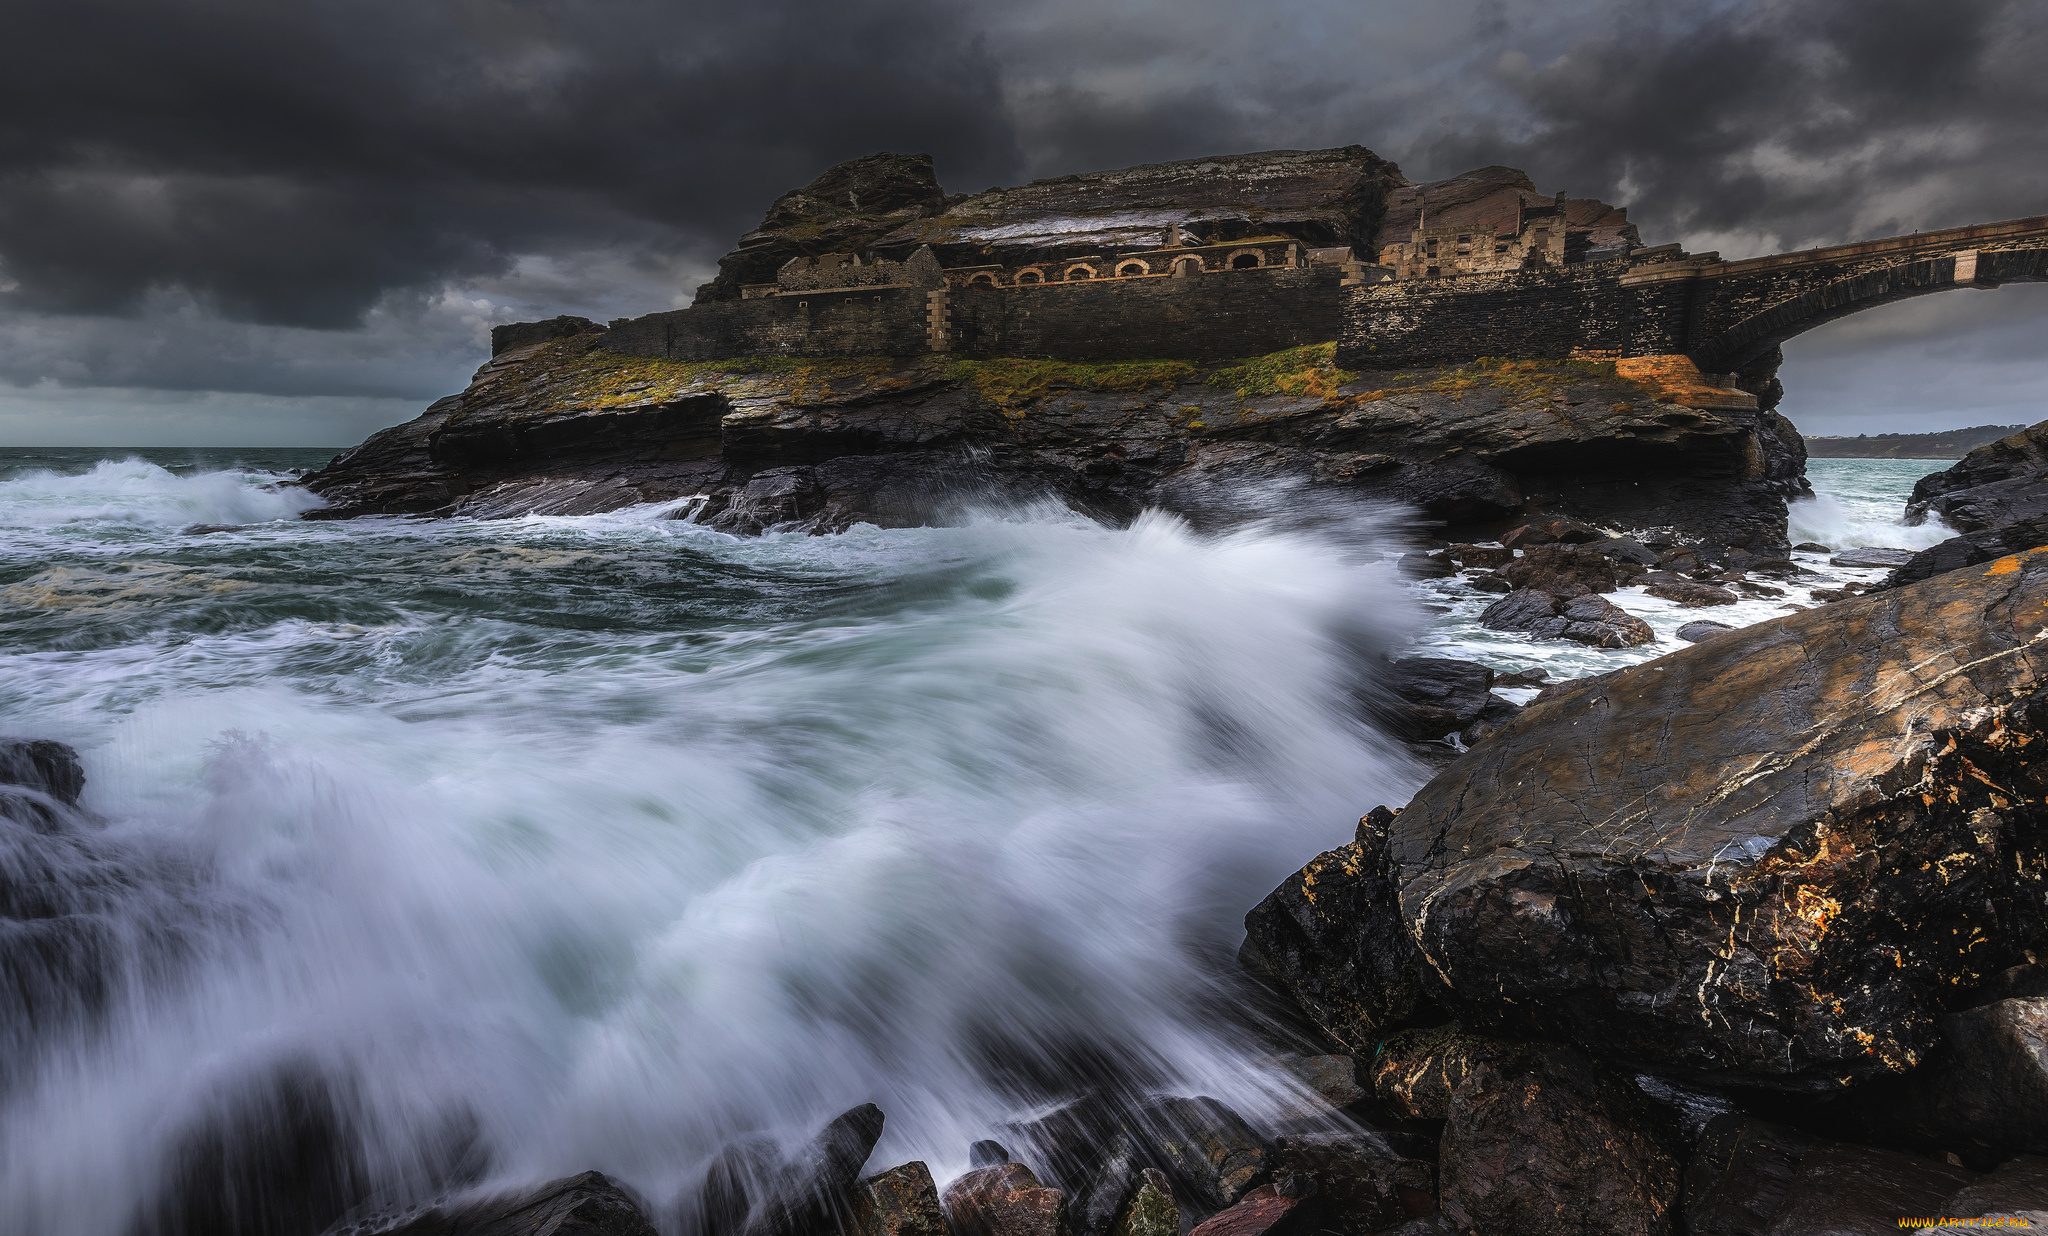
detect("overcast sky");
top-left (1, 0), bottom-right (2042, 446)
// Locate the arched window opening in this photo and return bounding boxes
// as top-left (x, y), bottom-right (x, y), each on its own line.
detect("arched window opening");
top-left (1016, 269), bottom-right (1043, 284)
top-left (1172, 256), bottom-right (1203, 277)
top-left (1065, 265), bottom-right (1096, 281)
top-left (968, 273), bottom-right (997, 287)
top-left (1229, 252), bottom-right (1262, 270)
top-left (1116, 261), bottom-right (1148, 277)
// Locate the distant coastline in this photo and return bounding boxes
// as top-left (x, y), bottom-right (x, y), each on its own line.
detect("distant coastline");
top-left (1804, 423), bottom-right (2022, 458)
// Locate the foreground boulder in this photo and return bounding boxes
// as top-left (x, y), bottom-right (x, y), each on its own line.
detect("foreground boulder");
top-left (853, 1162), bottom-right (948, 1236)
top-left (1257, 549), bottom-right (2048, 1091)
top-left (943, 1162), bottom-right (1070, 1236)
top-left (687, 1104), bottom-right (886, 1236)
top-left (1437, 1046), bottom-right (1681, 1236)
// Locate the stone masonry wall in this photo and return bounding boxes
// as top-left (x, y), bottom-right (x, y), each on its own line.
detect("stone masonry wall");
top-left (602, 286), bottom-right (932, 361)
top-left (1338, 261), bottom-right (1691, 370)
top-left (601, 266), bottom-right (1344, 365)
top-left (949, 265), bottom-right (1345, 361)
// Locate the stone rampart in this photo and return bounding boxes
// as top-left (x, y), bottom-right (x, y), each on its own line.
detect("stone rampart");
top-left (601, 265), bottom-right (1344, 364)
top-left (603, 285), bottom-right (933, 361)
top-left (949, 265), bottom-right (1343, 360)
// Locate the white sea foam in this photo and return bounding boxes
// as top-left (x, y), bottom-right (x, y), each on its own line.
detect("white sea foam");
top-left (0, 489), bottom-right (1422, 1234)
top-left (0, 457), bottom-right (324, 531)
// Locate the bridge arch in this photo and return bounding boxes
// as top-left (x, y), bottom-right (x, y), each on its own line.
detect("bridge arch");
top-left (1686, 232), bottom-right (2048, 373)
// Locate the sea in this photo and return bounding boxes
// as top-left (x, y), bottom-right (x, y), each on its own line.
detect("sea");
top-left (0, 447), bottom-right (1959, 1232)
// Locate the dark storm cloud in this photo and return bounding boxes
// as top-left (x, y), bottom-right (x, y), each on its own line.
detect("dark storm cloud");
top-left (0, 0), bottom-right (1020, 328)
top-left (1407, 0), bottom-right (2048, 248)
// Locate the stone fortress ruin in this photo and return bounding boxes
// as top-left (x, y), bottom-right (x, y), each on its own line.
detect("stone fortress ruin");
top-left (577, 147), bottom-right (2047, 400)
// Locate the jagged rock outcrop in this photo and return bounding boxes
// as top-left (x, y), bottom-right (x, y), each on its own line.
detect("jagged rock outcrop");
top-left (1883, 515), bottom-right (2048, 589)
top-left (301, 336), bottom-right (1804, 554)
top-left (1249, 549), bottom-right (2048, 1091)
top-left (695, 153), bottom-right (956, 302)
top-left (1908, 419), bottom-right (2048, 532)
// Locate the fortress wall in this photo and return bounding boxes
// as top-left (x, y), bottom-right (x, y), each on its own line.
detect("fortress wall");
top-left (1338, 261), bottom-right (1703, 370)
top-left (603, 286), bottom-right (931, 361)
top-left (948, 265), bottom-right (1345, 361)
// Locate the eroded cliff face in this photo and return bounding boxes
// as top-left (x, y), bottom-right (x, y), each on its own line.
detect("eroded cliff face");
top-left (301, 331), bottom-right (1805, 557)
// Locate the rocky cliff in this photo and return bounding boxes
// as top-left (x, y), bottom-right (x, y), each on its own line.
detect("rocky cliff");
top-left (301, 332), bottom-right (1806, 557)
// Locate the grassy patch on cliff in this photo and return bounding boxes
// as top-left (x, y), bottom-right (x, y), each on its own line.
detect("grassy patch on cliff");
top-left (942, 358), bottom-right (1197, 414)
top-left (1350, 356), bottom-right (1625, 405)
top-left (1207, 343), bottom-right (1355, 400)
top-left (527, 344), bottom-right (900, 408)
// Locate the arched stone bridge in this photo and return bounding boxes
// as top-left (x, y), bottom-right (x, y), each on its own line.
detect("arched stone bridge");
top-left (1626, 214), bottom-right (2048, 373)
top-left (1340, 214), bottom-right (2048, 382)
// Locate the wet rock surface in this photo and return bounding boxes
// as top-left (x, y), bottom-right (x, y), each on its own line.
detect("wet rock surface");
top-left (1681, 1116), bottom-right (1818, 1236)
top-left (1436, 1046), bottom-right (1681, 1236)
top-left (1254, 550), bottom-right (2048, 1096)
top-left (1839, 996), bottom-right (2048, 1165)
top-left (943, 1162), bottom-right (1071, 1236)
top-left (300, 333), bottom-right (1805, 553)
top-left (853, 1162), bottom-right (949, 1236)
top-left (1369, 659), bottom-right (1497, 741)
top-left (1908, 419), bottom-right (2048, 532)
top-left (0, 737), bottom-right (84, 806)
top-left (1763, 1145), bottom-right (1974, 1236)
top-left (1479, 590), bottom-right (1656, 647)
top-left (1881, 514), bottom-right (2048, 589)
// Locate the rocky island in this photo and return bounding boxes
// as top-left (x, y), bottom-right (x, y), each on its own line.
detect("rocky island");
top-left (48, 148), bottom-right (2048, 1233)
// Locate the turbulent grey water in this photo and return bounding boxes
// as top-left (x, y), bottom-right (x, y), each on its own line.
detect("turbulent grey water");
top-left (0, 448), bottom-right (1951, 1233)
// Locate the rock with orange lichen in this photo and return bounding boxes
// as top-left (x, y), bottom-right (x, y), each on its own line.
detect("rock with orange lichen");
top-left (1254, 549), bottom-right (2048, 1091)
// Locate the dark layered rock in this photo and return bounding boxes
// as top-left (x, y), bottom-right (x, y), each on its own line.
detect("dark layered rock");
top-left (1501, 544), bottom-right (1616, 596)
top-left (0, 737), bottom-right (84, 805)
top-left (1643, 577), bottom-right (1738, 606)
top-left (1251, 549), bottom-right (2048, 1094)
top-left (1479, 591), bottom-right (1655, 647)
top-left (1368, 659), bottom-right (1496, 741)
top-left (325, 1171), bottom-right (655, 1236)
top-left (695, 153), bottom-right (956, 303)
top-left (1680, 1115), bottom-right (1819, 1236)
top-left (943, 1162), bottom-right (1070, 1236)
top-left (1503, 517), bottom-right (1603, 548)
top-left (1436, 1046), bottom-right (1681, 1236)
top-left (1240, 807), bottom-right (1426, 1053)
top-left (1267, 1131), bottom-right (1433, 1233)
top-left (1763, 1145), bottom-right (1974, 1235)
top-left (1828, 546), bottom-right (1916, 568)
top-left (1365, 1025), bottom-right (1507, 1122)
top-left (1881, 515), bottom-right (2048, 589)
top-left (1137, 1096), bottom-right (1267, 1212)
top-left (1908, 420), bottom-right (2048, 532)
top-left (687, 1105), bottom-right (885, 1236)
top-left (300, 338), bottom-right (1810, 549)
top-left (853, 1162), bottom-right (948, 1236)
top-left (1945, 1153), bottom-right (2048, 1220)
top-left (1839, 997), bottom-right (2048, 1165)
